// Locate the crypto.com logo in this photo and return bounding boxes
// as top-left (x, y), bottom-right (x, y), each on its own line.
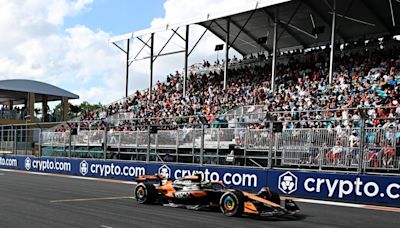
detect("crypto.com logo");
top-left (278, 171), bottom-right (298, 194)
top-left (158, 164), bottom-right (171, 179)
top-left (24, 157), bottom-right (32, 170)
top-left (79, 160), bottom-right (89, 176)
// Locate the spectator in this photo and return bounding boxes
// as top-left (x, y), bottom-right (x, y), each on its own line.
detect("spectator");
top-left (382, 146), bottom-right (395, 168)
top-left (327, 142), bottom-right (343, 165)
top-left (366, 143), bottom-right (380, 168)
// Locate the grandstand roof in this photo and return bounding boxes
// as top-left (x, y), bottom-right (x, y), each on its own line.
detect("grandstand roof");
top-left (0, 79), bottom-right (79, 104)
top-left (110, 0), bottom-right (400, 55)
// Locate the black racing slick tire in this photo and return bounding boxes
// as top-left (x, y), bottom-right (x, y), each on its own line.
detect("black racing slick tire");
top-left (219, 191), bottom-right (245, 217)
top-left (134, 183), bottom-right (157, 204)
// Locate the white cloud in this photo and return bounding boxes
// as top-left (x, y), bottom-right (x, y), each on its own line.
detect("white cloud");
top-left (0, 0), bottom-right (123, 105)
top-left (0, 0), bottom-right (259, 106)
top-left (46, 0), bottom-right (93, 25)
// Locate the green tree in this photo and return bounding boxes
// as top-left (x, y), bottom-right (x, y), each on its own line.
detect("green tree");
top-left (52, 101), bottom-right (103, 121)
top-left (78, 101), bottom-right (103, 114)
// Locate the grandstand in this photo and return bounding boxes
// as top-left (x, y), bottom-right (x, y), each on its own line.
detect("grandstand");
top-left (2, 0), bottom-right (400, 173)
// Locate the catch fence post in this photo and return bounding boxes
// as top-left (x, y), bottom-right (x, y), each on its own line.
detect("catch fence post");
top-left (68, 131), bottom-right (72, 158)
top-left (358, 109), bottom-right (366, 174)
top-left (200, 125), bottom-right (205, 166)
top-left (103, 129), bottom-right (107, 160)
top-left (146, 125), bottom-right (151, 163)
top-left (268, 114), bottom-right (273, 169)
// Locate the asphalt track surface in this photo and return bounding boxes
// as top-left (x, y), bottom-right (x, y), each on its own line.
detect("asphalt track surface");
top-left (0, 171), bottom-right (399, 228)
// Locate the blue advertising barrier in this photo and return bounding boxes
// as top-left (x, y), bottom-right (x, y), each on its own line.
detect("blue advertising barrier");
top-left (146, 163), bottom-right (266, 191)
top-left (1, 155), bottom-right (399, 206)
top-left (0, 155), bottom-right (147, 179)
top-left (268, 170), bottom-right (400, 206)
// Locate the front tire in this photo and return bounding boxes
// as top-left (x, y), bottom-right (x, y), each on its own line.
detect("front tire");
top-left (219, 191), bottom-right (244, 217)
top-left (134, 183), bottom-right (157, 204)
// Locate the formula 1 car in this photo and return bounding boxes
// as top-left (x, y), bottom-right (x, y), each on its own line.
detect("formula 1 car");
top-left (134, 174), bottom-right (299, 218)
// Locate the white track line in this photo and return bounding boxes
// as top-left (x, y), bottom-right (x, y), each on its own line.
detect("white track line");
top-left (100, 225), bottom-right (113, 228)
top-left (286, 197), bottom-right (363, 208)
top-left (67, 175), bottom-right (135, 185)
top-left (50, 196), bottom-right (134, 203)
top-left (0, 168), bottom-right (136, 185)
top-left (283, 197), bottom-right (400, 212)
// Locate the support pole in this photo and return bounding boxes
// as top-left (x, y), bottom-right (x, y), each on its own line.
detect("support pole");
top-left (183, 25), bottom-right (189, 97)
top-left (9, 100), bottom-right (13, 110)
top-left (149, 33), bottom-right (154, 103)
top-left (328, 0), bottom-right (336, 84)
top-left (146, 125), bottom-right (151, 163)
top-left (42, 95), bottom-right (48, 122)
top-left (268, 116), bottom-right (274, 168)
top-left (358, 109), bottom-right (366, 174)
top-left (200, 125), bottom-right (205, 166)
top-left (68, 131), bottom-right (72, 158)
top-left (224, 18), bottom-right (230, 90)
top-left (271, 7), bottom-right (278, 93)
top-left (28, 92), bottom-right (35, 120)
top-left (61, 97), bottom-right (68, 121)
top-left (103, 129), bottom-right (107, 160)
top-left (125, 39), bottom-right (130, 97)
top-left (389, 0), bottom-right (395, 27)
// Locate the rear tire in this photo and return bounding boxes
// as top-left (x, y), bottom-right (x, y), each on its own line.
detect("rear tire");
top-left (135, 183), bottom-right (157, 204)
top-left (219, 191), bottom-right (244, 217)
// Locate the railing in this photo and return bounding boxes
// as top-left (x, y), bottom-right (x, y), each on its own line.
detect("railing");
top-left (92, 106), bottom-right (400, 134)
top-left (0, 128), bottom-right (40, 155)
top-left (35, 124), bottom-right (400, 173)
top-left (2, 107), bottom-right (400, 174)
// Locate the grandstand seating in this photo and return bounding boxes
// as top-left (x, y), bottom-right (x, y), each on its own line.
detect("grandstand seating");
top-left (41, 37), bottom-right (400, 172)
top-left (67, 37), bottom-right (400, 132)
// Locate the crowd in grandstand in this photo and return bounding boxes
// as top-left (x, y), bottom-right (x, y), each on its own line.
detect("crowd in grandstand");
top-left (47, 37), bottom-right (400, 170)
top-left (69, 36), bottom-right (400, 134)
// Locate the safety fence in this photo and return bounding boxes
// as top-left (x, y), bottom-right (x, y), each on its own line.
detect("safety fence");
top-left (33, 124), bottom-right (400, 174)
top-left (1, 106), bottom-right (400, 174)
top-left (0, 127), bottom-right (40, 156)
top-left (79, 106), bottom-right (400, 134)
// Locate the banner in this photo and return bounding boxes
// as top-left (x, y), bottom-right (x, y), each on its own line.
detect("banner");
top-left (268, 170), bottom-right (400, 206)
top-left (0, 155), bottom-right (147, 179)
top-left (146, 163), bottom-right (265, 190)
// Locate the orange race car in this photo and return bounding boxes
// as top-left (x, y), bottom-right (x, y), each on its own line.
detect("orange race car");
top-left (134, 174), bottom-right (300, 218)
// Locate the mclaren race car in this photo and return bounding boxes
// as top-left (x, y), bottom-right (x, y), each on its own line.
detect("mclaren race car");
top-left (134, 174), bottom-right (300, 218)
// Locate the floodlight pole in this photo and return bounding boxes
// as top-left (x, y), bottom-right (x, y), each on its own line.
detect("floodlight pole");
top-left (183, 25), bottom-right (189, 97)
top-left (149, 33), bottom-right (154, 103)
top-left (224, 18), bottom-right (230, 90)
top-left (271, 7), bottom-right (278, 93)
top-left (328, 0), bottom-right (336, 84)
top-left (125, 39), bottom-right (130, 97)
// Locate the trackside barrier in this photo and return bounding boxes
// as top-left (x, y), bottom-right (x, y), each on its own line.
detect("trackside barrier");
top-left (0, 155), bottom-right (399, 207)
top-left (38, 124), bottom-right (400, 172)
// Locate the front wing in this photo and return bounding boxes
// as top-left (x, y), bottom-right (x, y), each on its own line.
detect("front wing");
top-left (242, 192), bottom-right (300, 217)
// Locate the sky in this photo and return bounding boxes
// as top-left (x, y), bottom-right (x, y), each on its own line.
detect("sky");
top-left (0, 0), bottom-right (259, 106)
